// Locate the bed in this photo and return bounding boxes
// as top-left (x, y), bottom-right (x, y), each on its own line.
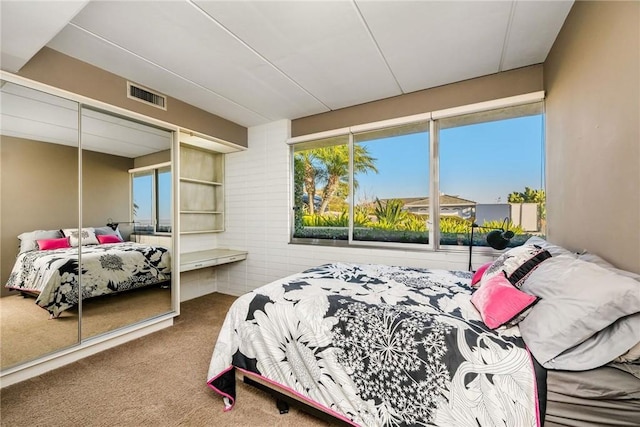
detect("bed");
top-left (207, 262), bottom-right (542, 426)
top-left (207, 237), bottom-right (640, 426)
top-left (6, 238), bottom-right (171, 317)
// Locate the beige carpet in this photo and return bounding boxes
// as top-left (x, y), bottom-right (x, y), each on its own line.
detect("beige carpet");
top-left (0, 293), bottom-right (337, 427)
top-left (1, 286), bottom-right (172, 370)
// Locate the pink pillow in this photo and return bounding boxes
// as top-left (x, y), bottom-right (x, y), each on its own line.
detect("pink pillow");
top-left (471, 262), bottom-right (493, 287)
top-left (471, 272), bottom-right (539, 329)
top-left (37, 237), bottom-right (71, 251)
top-left (97, 234), bottom-right (123, 244)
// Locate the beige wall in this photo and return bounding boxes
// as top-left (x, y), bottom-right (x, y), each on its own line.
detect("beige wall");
top-left (1, 137), bottom-right (132, 296)
top-left (17, 47), bottom-right (248, 148)
top-left (292, 64), bottom-right (543, 136)
top-left (134, 150), bottom-right (171, 169)
top-left (544, 1), bottom-right (639, 273)
top-left (82, 149), bottom-right (133, 229)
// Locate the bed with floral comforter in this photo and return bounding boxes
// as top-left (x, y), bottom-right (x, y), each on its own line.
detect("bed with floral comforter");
top-left (6, 242), bottom-right (171, 317)
top-left (207, 262), bottom-right (541, 426)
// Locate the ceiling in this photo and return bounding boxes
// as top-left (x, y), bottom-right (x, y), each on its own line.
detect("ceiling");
top-left (1, 1), bottom-right (574, 129)
top-left (0, 80), bottom-right (172, 157)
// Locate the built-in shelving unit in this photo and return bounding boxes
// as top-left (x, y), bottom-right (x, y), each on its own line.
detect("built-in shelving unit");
top-left (179, 143), bottom-right (224, 234)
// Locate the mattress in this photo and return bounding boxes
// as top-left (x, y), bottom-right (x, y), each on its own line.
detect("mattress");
top-left (544, 363), bottom-right (640, 426)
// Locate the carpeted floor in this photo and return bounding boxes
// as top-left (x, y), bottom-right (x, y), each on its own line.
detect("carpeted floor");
top-left (0, 293), bottom-right (335, 426)
top-left (1, 286), bottom-right (172, 369)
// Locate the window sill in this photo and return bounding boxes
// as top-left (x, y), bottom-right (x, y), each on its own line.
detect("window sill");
top-left (289, 238), bottom-right (514, 256)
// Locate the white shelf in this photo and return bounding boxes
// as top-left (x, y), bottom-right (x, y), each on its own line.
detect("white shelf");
top-left (179, 177), bottom-right (222, 186)
top-left (180, 229), bottom-right (224, 235)
top-left (180, 210), bottom-right (223, 214)
top-left (179, 143), bottom-right (224, 234)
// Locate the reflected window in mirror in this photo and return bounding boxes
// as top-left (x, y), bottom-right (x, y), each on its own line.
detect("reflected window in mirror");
top-left (157, 167), bottom-right (172, 233)
top-left (132, 165), bottom-right (172, 234)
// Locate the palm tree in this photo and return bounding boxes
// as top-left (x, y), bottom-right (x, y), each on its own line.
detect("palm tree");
top-left (314, 144), bottom-right (377, 214)
top-left (295, 151), bottom-right (325, 215)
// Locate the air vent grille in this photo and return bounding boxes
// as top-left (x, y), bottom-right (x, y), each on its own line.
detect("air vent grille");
top-left (127, 82), bottom-right (167, 110)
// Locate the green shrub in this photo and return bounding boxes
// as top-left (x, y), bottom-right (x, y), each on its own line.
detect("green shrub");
top-left (353, 207), bottom-right (372, 227)
top-left (373, 199), bottom-right (408, 228)
top-left (302, 213), bottom-right (348, 227)
top-left (398, 214), bottom-right (427, 232)
top-left (302, 209), bottom-right (363, 228)
top-left (439, 216), bottom-right (472, 233)
top-left (354, 228), bottom-right (428, 244)
top-left (481, 219), bottom-right (525, 235)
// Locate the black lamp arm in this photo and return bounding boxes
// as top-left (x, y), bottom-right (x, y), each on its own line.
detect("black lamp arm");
top-left (106, 218), bottom-right (136, 231)
top-left (468, 219), bottom-right (515, 271)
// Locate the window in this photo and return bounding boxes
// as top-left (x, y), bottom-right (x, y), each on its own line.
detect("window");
top-left (293, 135), bottom-right (350, 241)
top-left (438, 103), bottom-right (545, 248)
top-left (352, 123), bottom-right (430, 245)
top-left (291, 97), bottom-right (545, 250)
top-left (132, 165), bottom-right (172, 234)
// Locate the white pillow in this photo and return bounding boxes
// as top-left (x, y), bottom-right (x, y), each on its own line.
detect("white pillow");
top-left (524, 236), bottom-right (577, 258)
top-left (61, 227), bottom-right (99, 247)
top-left (578, 252), bottom-right (640, 280)
top-left (17, 229), bottom-right (63, 253)
top-left (480, 244), bottom-right (551, 289)
top-left (93, 226), bottom-right (124, 241)
top-left (519, 255), bottom-right (640, 370)
top-left (547, 314), bottom-right (640, 370)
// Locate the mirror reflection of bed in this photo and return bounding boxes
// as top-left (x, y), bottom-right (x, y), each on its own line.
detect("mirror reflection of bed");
top-left (0, 80), bottom-right (174, 371)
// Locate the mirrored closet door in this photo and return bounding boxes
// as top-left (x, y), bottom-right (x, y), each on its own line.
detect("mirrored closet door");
top-left (80, 107), bottom-right (173, 340)
top-left (0, 79), bottom-right (176, 372)
top-left (0, 81), bottom-right (81, 369)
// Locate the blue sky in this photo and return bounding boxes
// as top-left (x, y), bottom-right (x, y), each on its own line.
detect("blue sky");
top-left (133, 171), bottom-right (171, 225)
top-left (355, 114), bottom-right (544, 204)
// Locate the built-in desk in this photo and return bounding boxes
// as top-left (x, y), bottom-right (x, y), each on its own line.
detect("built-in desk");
top-left (180, 249), bottom-right (247, 272)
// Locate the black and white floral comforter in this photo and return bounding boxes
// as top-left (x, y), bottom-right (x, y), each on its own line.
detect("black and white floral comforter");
top-left (6, 242), bottom-right (171, 317)
top-left (207, 263), bottom-right (540, 427)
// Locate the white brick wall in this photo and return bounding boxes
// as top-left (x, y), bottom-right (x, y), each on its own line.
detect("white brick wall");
top-left (215, 119), bottom-right (492, 296)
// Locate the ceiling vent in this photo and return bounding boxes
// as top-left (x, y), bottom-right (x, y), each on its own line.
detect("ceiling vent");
top-left (127, 82), bottom-right (167, 110)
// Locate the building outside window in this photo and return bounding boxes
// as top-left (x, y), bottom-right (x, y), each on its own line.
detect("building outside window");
top-left (291, 98), bottom-right (545, 250)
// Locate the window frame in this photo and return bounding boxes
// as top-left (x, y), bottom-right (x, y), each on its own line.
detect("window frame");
top-left (289, 91), bottom-right (545, 252)
top-left (130, 161), bottom-right (172, 235)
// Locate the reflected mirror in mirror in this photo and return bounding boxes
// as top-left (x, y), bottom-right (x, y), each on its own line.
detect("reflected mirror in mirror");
top-left (80, 107), bottom-right (173, 340)
top-left (0, 80), bottom-right (80, 370)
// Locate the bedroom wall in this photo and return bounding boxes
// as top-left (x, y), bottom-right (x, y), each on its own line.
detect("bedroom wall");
top-left (544, 1), bottom-right (640, 273)
top-left (134, 150), bottom-right (171, 169)
top-left (0, 137), bottom-right (132, 296)
top-left (82, 149), bottom-right (132, 230)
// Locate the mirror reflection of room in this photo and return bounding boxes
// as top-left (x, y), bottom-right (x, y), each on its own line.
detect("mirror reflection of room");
top-left (0, 81), bottom-right (174, 370)
top-left (0, 81), bottom-right (81, 369)
top-left (80, 107), bottom-right (173, 341)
